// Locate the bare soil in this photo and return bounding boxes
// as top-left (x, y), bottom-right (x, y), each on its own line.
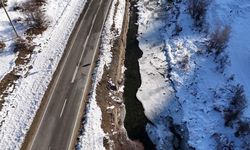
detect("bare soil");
top-left (94, 0), bottom-right (144, 149)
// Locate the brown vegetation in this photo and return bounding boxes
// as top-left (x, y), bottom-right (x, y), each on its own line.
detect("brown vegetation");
top-left (14, 38), bottom-right (35, 65)
top-left (208, 25), bottom-right (231, 55)
top-left (187, 0), bottom-right (208, 26)
top-left (0, 41), bottom-right (6, 51)
top-left (178, 54), bottom-right (189, 70)
top-left (224, 85), bottom-right (246, 127)
top-left (212, 133), bottom-right (234, 150)
top-left (235, 120), bottom-right (250, 137)
top-left (0, 0), bottom-right (48, 108)
top-left (19, 0), bottom-right (49, 36)
top-left (0, 0), bottom-right (7, 8)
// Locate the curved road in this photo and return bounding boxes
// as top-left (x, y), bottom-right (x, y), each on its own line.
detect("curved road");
top-left (25, 0), bottom-right (112, 149)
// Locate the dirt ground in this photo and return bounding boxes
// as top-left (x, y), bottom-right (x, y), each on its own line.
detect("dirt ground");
top-left (95, 0), bottom-right (144, 149)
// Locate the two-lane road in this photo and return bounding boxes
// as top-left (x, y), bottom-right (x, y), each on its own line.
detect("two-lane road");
top-left (26, 0), bottom-right (112, 149)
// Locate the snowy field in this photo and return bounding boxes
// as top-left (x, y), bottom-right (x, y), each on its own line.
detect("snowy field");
top-left (77, 0), bottom-right (126, 149)
top-left (0, 0), bottom-right (86, 149)
top-left (0, 0), bottom-right (25, 80)
top-left (137, 0), bottom-right (250, 149)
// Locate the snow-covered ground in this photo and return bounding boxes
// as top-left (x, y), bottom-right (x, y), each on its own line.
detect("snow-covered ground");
top-left (77, 0), bottom-right (126, 149)
top-left (206, 0), bottom-right (250, 117)
top-left (137, 0), bottom-right (250, 149)
top-left (0, 0), bottom-right (86, 149)
top-left (0, 1), bottom-right (26, 80)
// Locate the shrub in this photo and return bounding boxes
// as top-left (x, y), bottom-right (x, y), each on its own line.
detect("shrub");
top-left (187, 0), bottom-right (208, 26)
top-left (172, 24), bottom-right (183, 36)
top-left (230, 85), bottom-right (246, 110)
top-left (208, 25), bottom-right (231, 55)
top-left (19, 0), bottom-right (49, 35)
top-left (235, 120), bottom-right (250, 137)
top-left (212, 133), bottom-right (234, 150)
top-left (224, 109), bottom-right (240, 127)
top-left (178, 54), bottom-right (189, 70)
top-left (0, 0), bottom-right (7, 8)
top-left (215, 53), bottom-right (229, 73)
top-left (25, 10), bottom-right (49, 35)
top-left (13, 38), bottom-right (30, 53)
top-left (0, 41), bottom-right (6, 50)
top-left (241, 137), bottom-right (250, 150)
top-left (224, 85), bottom-right (246, 127)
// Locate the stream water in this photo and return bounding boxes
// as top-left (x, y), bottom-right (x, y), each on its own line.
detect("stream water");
top-left (123, 0), bottom-right (155, 149)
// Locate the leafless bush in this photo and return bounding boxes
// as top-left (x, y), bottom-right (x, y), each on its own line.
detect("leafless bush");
top-left (0, 0), bottom-right (7, 8)
top-left (230, 85), bottom-right (246, 110)
top-left (178, 54), bottom-right (189, 70)
top-left (172, 24), bottom-right (183, 36)
top-left (224, 85), bottom-right (246, 127)
top-left (212, 133), bottom-right (234, 150)
top-left (241, 135), bottom-right (250, 150)
top-left (19, 0), bottom-right (46, 13)
top-left (224, 109), bottom-right (240, 127)
top-left (0, 41), bottom-right (6, 51)
top-left (13, 38), bottom-right (34, 65)
top-left (215, 53), bottom-right (230, 73)
top-left (187, 0), bottom-right (208, 26)
top-left (19, 0), bottom-right (49, 35)
top-left (25, 10), bottom-right (49, 35)
top-left (208, 25), bottom-right (231, 55)
top-left (235, 120), bottom-right (250, 137)
top-left (13, 38), bottom-right (30, 53)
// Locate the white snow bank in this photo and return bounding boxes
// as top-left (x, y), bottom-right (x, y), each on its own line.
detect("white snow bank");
top-left (77, 0), bottom-right (125, 149)
top-left (0, 0), bottom-right (86, 149)
top-left (137, 0), bottom-right (250, 149)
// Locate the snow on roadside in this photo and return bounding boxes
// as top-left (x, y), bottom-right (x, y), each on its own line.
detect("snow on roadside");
top-left (77, 0), bottom-right (125, 149)
top-left (0, 1), bottom-right (27, 80)
top-left (137, 0), bottom-right (250, 149)
top-left (0, 0), bottom-right (86, 149)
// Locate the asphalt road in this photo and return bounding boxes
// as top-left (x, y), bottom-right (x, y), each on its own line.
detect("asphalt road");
top-left (27, 0), bottom-right (112, 149)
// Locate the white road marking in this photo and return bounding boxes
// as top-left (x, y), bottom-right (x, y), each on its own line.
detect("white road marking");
top-left (71, 66), bottom-right (79, 83)
top-left (28, 0), bottom-right (95, 149)
top-left (60, 99), bottom-right (68, 118)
